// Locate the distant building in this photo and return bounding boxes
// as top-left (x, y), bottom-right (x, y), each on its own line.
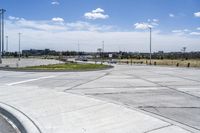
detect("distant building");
top-left (158, 51), bottom-right (164, 54)
top-left (22, 49), bottom-right (53, 56)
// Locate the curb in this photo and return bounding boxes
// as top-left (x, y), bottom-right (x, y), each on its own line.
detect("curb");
top-left (0, 102), bottom-right (41, 133)
top-left (0, 107), bottom-right (25, 133)
top-left (0, 66), bottom-right (114, 72)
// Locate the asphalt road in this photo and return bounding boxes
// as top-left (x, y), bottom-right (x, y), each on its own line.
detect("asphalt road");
top-left (0, 114), bottom-right (16, 133)
top-left (0, 64), bottom-right (199, 132)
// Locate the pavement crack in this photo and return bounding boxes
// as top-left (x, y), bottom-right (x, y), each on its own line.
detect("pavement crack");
top-left (138, 106), bottom-right (200, 109)
top-left (86, 91), bottom-right (135, 95)
top-left (141, 108), bottom-right (200, 132)
top-left (144, 124), bottom-right (173, 133)
top-left (148, 70), bottom-right (200, 83)
top-left (64, 72), bottom-right (111, 91)
top-left (125, 73), bottom-right (200, 99)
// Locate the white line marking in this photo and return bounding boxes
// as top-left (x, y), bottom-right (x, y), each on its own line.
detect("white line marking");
top-left (6, 76), bottom-right (56, 86)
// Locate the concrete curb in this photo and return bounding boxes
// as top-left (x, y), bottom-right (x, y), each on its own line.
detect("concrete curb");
top-left (0, 102), bottom-right (41, 133)
top-left (0, 66), bottom-right (114, 72)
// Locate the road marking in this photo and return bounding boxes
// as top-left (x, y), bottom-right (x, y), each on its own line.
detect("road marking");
top-left (6, 76), bottom-right (56, 86)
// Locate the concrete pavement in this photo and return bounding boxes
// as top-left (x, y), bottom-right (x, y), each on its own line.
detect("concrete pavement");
top-left (0, 63), bottom-right (199, 132)
top-left (0, 58), bottom-right (62, 68)
top-left (0, 85), bottom-right (192, 133)
top-left (68, 65), bottom-right (200, 131)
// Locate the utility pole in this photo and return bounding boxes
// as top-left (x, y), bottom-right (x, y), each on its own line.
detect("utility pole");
top-left (18, 33), bottom-right (21, 61)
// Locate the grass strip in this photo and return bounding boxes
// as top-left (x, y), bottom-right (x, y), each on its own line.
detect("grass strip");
top-left (21, 63), bottom-right (110, 71)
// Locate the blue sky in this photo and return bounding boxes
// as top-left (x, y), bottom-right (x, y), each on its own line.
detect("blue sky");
top-left (1, 0), bottom-right (200, 52)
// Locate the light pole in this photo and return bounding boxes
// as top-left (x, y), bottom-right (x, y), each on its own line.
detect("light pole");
top-left (181, 47), bottom-right (186, 60)
top-left (149, 27), bottom-right (152, 65)
top-left (18, 33), bottom-right (21, 61)
top-left (1, 9), bottom-right (5, 57)
top-left (0, 9), bottom-right (6, 63)
top-left (0, 10), bottom-right (2, 63)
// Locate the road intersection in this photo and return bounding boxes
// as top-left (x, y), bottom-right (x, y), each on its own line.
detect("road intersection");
top-left (0, 64), bottom-right (199, 132)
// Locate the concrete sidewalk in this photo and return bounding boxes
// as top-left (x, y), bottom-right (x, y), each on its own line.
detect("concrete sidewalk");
top-left (0, 86), bottom-right (191, 133)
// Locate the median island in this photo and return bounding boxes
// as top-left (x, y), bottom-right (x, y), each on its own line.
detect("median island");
top-left (19, 62), bottom-right (112, 71)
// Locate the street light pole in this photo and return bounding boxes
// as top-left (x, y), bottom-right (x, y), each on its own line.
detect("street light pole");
top-left (0, 10), bottom-right (2, 63)
top-left (149, 27), bottom-right (152, 65)
top-left (0, 9), bottom-right (6, 63)
top-left (1, 9), bottom-right (5, 57)
top-left (18, 33), bottom-right (21, 61)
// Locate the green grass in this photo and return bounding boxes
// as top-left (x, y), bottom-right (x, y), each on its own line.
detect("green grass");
top-left (21, 63), bottom-right (110, 71)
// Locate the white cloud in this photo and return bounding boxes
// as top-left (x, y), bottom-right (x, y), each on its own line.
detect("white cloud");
top-left (134, 23), bottom-right (153, 30)
top-left (169, 13), bottom-right (175, 18)
top-left (52, 17), bottom-right (64, 22)
top-left (194, 12), bottom-right (200, 17)
top-left (7, 17), bottom-right (67, 31)
top-left (197, 27), bottom-right (200, 30)
top-left (145, 19), bottom-right (159, 27)
top-left (147, 19), bottom-right (159, 23)
top-left (8, 16), bottom-right (20, 20)
top-left (172, 30), bottom-right (182, 33)
top-left (151, 22), bottom-right (159, 26)
top-left (6, 16), bottom-right (113, 32)
top-left (190, 32), bottom-right (200, 35)
top-left (172, 29), bottom-right (189, 33)
top-left (5, 17), bottom-right (200, 52)
top-left (172, 28), bottom-right (200, 36)
top-left (172, 29), bottom-right (190, 35)
top-left (153, 19), bottom-right (159, 22)
top-left (183, 29), bottom-right (189, 32)
top-left (84, 8), bottom-right (109, 20)
top-left (172, 29), bottom-right (198, 36)
top-left (66, 21), bottom-right (113, 31)
top-left (92, 8), bottom-right (104, 13)
top-left (51, 1), bottom-right (59, 5)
